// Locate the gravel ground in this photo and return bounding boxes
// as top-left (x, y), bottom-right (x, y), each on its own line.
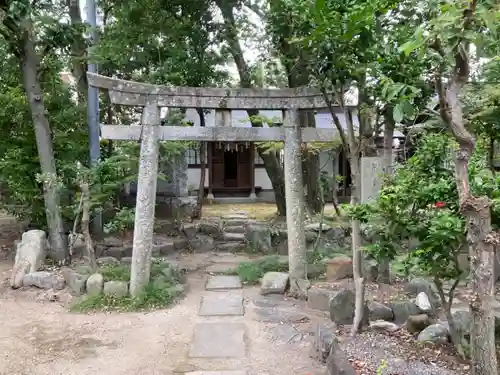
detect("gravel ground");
top-left (340, 331), bottom-right (470, 375)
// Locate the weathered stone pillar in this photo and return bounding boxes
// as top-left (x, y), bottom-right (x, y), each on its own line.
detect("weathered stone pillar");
top-left (249, 143), bottom-right (257, 200)
top-left (283, 109), bottom-right (308, 297)
top-left (130, 101), bottom-right (161, 297)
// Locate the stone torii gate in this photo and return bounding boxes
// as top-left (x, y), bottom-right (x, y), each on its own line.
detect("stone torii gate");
top-left (87, 72), bottom-right (339, 297)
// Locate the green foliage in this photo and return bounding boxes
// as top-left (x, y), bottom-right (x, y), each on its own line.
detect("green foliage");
top-left (103, 207), bottom-right (135, 235)
top-left (347, 133), bottom-right (500, 282)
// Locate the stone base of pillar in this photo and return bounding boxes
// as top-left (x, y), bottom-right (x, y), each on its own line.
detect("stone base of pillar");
top-left (207, 193), bottom-right (215, 200)
top-left (248, 192), bottom-right (258, 200)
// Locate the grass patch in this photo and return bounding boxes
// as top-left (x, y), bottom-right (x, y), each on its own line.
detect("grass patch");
top-left (70, 283), bottom-right (184, 312)
top-left (228, 255), bottom-right (288, 284)
top-left (71, 259), bottom-right (183, 312)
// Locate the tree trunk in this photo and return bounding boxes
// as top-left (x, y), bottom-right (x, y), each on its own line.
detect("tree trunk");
top-left (378, 113), bottom-right (395, 284)
top-left (216, 0), bottom-right (287, 215)
top-left (19, 26), bottom-right (68, 264)
top-left (349, 149), bottom-right (365, 335)
top-left (66, 0), bottom-right (88, 101)
top-left (193, 108), bottom-right (207, 219)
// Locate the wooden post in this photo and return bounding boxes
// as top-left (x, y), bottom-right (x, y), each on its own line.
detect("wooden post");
top-left (283, 109), bottom-right (308, 298)
top-left (207, 142), bottom-right (214, 199)
top-left (129, 101), bottom-right (161, 297)
top-left (249, 143), bottom-right (256, 199)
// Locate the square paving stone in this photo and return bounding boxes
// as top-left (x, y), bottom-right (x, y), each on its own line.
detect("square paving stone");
top-left (190, 323), bottom-right (246, 358)
top-left (206, 275), bottom-right (242, 290)
top-left (199, 292), bottom-right (244, 316)
top-left (185, 372), bottom-right (246, 375)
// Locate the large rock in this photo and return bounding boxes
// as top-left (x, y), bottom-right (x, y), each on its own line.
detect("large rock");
top-left (390, 300), bottom-right (421, 324)
top-left (325, 339), bottom-right (356, 375)
top-left (245, 223), bottom-right (272, 253)
top-left (22, 271), bottom-right (62, 290)
top-left (406, 314), bottom-right (433, 334)
top-left (417, 324), bottom-right (449, 344)
top-left (86, 273), bottom-right (104, 296)
top-left (11, 230), bottom-right (48, 288)
top-left (368, 301), bottom-right (394, 321)
top-left (329, 288), bottom-right (369, 326)
top-left (415, 292), bottom-right (433, 314)
top-left (370, 320), bottom-right (400, 332)
top-left (103, 281), bottom-right (128, 297)
top-left (260, 272), bottom-right (289, 295)
top-left (325, 257), bottom-right (353, 281)
top-left (62, 268), bottom-right (88, 295)
top-left (307, 286), bottom-right (337, 311)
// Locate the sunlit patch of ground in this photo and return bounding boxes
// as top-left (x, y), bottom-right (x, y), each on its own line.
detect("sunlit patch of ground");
top-left (202, 202), bottom-right (339, 221)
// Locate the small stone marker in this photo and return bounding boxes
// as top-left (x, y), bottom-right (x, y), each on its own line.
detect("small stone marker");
top-left (190, 323), bottom-right (246, 358)
top-left (199, 291), bottom-right (244, 316)
top-left (206, 275), bottom-right (242, 290)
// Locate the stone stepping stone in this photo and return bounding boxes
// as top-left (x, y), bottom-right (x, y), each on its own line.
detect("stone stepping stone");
top-left (185, 372), bottom-right (246, 375)
top-left (190, 323), bottom-right (246, 358)
top-left (199, 291), bottom-right (244, 316)
top-left (206, 275), bottom-right (242, 291)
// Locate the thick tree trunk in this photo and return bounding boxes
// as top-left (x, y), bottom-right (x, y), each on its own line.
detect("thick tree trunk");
top-left (19, 26), bottom-right (68, 264)
top-left (216, 0), bottom-right (287, 215)
top-left (378, 114), bottom-right (395, 284)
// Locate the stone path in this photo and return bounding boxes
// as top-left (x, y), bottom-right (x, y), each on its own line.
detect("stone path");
top-left (188, 275), bottom-right (247, 374)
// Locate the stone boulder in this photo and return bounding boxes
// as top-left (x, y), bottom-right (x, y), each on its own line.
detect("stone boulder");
top-left (245, 223), bottom-right (272, 253)
top-left (406, 314), bottom-right (433, 334)
top-left (368, 301), bottom-right (394, 321)
top-left (417, 324), bottom-right (449, 344)
top-left (62, 268), bottom-right (88, 295)
top-left (329, 288), bottom-right (369, 326)
top-left (326, 256), bottom-right (353, 281)
top-left (260, 272), bottom-right (289, 295)
top-left (86, 273), bottom-right (104, 296)
top-left (390, 300), bottom-right (421, 324)
top-left (415, 292), bottom-right (433, 314)
top-left (22, 271), bottom-right (63, 290)
top-left (11, 230), bottom-right (48, 288)
top-left (370, 320), bottom-right (400, 332)
top-left (307, 285), bottom-right (337, 311)
top-left (103, 281), bottom-right (128, 297)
